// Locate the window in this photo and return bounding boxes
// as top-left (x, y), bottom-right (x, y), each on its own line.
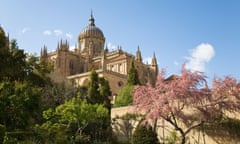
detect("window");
top-left (69, 60), bottom-right (74, 70)
top-left (118, 81), bottom-right (124, 87)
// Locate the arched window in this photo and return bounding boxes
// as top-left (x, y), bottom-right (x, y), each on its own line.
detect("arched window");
top-left (118, 81), bottom-right (124, 87)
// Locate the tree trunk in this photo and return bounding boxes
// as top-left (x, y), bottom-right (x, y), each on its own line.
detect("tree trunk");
top-left (179, 128), bottom-right (186, 144)
top-left (181, 135), bottom-right (186, 144)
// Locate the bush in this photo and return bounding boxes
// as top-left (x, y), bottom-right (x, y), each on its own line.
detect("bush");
top-left (131, 124), bottom-right (159, 144)
top-left (114, 85), bottom-right (133, 107)
top-left (0, 124), bottom-right (6, 144)
top-left (3, 131), bottom-right (42, 144)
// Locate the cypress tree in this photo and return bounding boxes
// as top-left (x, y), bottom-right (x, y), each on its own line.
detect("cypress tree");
top-left (127, 59), bottom-right (140, 85)
top-left (99, 77), bottom-right (112, 111)
top-left (87, 70), bottom-right (100, 104)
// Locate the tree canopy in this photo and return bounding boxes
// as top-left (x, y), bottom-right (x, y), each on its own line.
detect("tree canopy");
top-left (114, 84), bottom-right (134, 107)
top-left (37, 93), bottom-right (109, 143)
top-left (131, 124), bottom-right (159, 144)
top-left (127, 59), bottom-right (140, 85)
top-left (0, 28), bottom-right (53, 143)
top-left (133, 66), bottom-right (240, 144)
top-left (87, 70), bottom-right (111, 109)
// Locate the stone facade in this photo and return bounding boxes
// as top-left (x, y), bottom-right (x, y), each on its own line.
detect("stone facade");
top-left (40, 13), bottom-right (158, 95)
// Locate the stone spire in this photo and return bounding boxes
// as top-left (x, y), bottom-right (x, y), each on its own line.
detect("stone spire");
top-left (151, 52), bottom-right (157, 66)
top-left (41, 45), bottom-right (48, 57)
top-left (135, 46), bottom-right (142, 62)
top-left (151, 52), bottom-right (158, 78)
top-left (89, 10), bottom-right (95, 26)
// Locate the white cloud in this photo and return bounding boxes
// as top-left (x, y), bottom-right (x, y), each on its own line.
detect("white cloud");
top-left (66, 33), bottom-right (73, 39)
top-left (43, 29), bottom-right (74, 39)
top-left (21, 27), bottom-right (30, 34)
top-left (174, 61), bottom-right (179, 66)
top-left (54, 29), bottom-right (63, 36)
top-left (43, 30), bottom-right (52, 35)
top-left (143, 57), bottom-right (152, 64)
top-left (69, 45), bottom-right (76, 51)
top-left (185, 43), bottom-right (215, 72)
top-left (107, 42), bottom-right (117, 50)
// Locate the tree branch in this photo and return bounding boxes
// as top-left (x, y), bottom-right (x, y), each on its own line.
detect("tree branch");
top-left (184, 121), bottom-right (203, 135)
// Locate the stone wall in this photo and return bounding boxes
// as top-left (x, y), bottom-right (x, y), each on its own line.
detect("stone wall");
top-left (111, 106), bottom-right (240, 144)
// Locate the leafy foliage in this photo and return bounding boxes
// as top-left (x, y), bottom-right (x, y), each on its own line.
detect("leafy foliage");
top-left (99, 77), bottom-right (112, 111)
top-left (0, 27), bottom-right (52, 84)
top-left (127, 59), bottom-right (140, 85)
top-left (114, 85), bottom-right (134, 107)
top-left (87, 70), bottom-right (112, 112)
top-left (86, 70), bottom-right (112, 142)
top-left (3, 131), bottom-right (42, 144)
top-left (36, 93), bottom-right (109, 143)
top-left (115, 59), bottom-right (140, 107)
top-left (0, 39), bottom-right (26, 82)
top-left (88, 70), bottom-right (100, 104)
top-left (25, 55), bottom-right (53, 87)
top-left (131, 124), bottom-right (159, 144)
top-left (0, 81), bottom-right (41, 131)
top-left (0, 124), bottom-right (5, 143)
top-left (165, 131), bottom-right (178, 144)
top-left (0, 27), bottom-right (53, 143)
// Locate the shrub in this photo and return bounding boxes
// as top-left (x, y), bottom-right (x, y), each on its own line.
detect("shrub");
top-left (131, 124), bottom-right (159, 144)
top-left (0, 124), bottom-right (6, 143)
top-left (114, 85), bottom-right (133, 107)
top-left (3, 131), bottom-right (42, 144)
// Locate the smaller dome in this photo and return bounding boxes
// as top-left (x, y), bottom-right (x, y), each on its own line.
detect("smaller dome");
top-left (79, 14), bottom-right (104, 40)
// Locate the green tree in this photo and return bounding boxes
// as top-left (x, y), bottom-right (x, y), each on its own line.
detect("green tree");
top-left (127, 59), bottom-right (140, 85)
top-left (0, 27), bottom-right (7, 48)
top-left (7, 40), bottom-right (27, 81)
top-left (0, 81), bottom-right (41, 131)
top-left (86, 71), bottom-right (112, 142)
top-left (0, 27), bottom-right (52, 134)
top-left (0, 38), bottom-right (28, 82)
top-left (0, 28), bottom-right (11, 81)
top-left (36, 93), bottom-right (109, 143)
top-left (115, 59), bottom-right (140, 108)
top-left (87, 70), bottom-right (100, 104)
top-left (131, 124), bottom-right (159, 144)
top-left (87, 70), bottom-right (112, 109)
top-left (25, 55), bottom-right (53, 87)
top-left (41, 82), bottom-right (84, 109)
top-left (114, 85), bottom-right (134, 107)
top-left (0, 124), bottom-right (5, 144)
top-left (99, 77), bottom-right (112, 111)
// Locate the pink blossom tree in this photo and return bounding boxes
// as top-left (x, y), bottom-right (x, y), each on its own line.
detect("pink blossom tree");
top-left (132, 66), bottom-right (240, 144)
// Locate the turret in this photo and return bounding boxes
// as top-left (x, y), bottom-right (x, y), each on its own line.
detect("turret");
top-left (135, 46), bottom-right (142, 62)
top-left (40, 45), bottom-right (48, 59)
top-left (57, 39), bottom-right (69, 51)
top-left (151, 52), bottom-right (157, 66)
top-left (151, 52), bottom-right (158, 76)
top-left (105, 44), bottom-right (109, 52)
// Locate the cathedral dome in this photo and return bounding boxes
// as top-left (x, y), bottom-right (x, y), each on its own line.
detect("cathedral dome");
top-left (79, 14), bottom-right (104, 40)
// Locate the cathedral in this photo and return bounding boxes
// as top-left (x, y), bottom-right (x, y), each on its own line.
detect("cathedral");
top-left (40, 13), bottom-right (158, 95)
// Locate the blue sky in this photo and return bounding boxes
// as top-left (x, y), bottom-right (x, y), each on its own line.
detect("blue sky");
top-left (1, 0), bottom-right (239, 82)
